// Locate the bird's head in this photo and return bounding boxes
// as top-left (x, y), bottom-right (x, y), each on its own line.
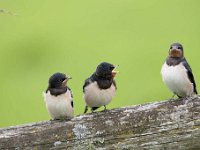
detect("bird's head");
top-left (169, 43), bottom-right (184, 58)
top-left (96, 62), bottom-right (118, 79)
top-left (48, 72), bottom-right (72, 88)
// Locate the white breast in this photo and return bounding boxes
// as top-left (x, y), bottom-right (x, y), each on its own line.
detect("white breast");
top-left (161, 62), bottom-right (194, 97)
top-left (84, 81), bottom-right (116, 108)
top-left (43, 90), bottom-right (73, 120)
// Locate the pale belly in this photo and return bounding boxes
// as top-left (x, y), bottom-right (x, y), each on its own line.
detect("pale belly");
top-left (43, 90), bottom-right (74, 119)
top-left (161, 62), bottom-right (194, 97)
top-left (84, 81), bottom-right (116, 107)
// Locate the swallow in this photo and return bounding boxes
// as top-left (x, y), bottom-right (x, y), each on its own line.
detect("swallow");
top-left (83, 62), bottom-right (118, 113)
top-left (43, 72), bottom-right (74, 120)
top-left (161, 43), bottom-right (197, 98)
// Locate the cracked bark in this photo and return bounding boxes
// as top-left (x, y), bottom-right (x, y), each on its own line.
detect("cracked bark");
top-left (0, 96), bottom-right (200, 150)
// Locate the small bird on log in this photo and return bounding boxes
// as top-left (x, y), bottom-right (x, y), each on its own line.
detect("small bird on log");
top-left (161, 43), bottom-right (197, 98)
top-left (83, 62), bottom-right (118, 113)
top-left (43, 72), bottom-right (74, 120)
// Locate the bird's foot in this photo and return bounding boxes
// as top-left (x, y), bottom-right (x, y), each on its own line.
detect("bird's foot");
top-left (63, 118), bottom-right (71, 121)
top-left (50, 118), bottom-right (62, 122)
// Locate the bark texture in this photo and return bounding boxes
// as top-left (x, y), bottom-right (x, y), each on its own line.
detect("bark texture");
top-left (1, 96), bottom-right (200, 150)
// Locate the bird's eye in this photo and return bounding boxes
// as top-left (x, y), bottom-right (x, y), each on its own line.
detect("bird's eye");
top-left (60, 78), bottom-right (66, 82)
top-left (170, 46), bottom-right (172, 49)
top-left (110, 66), bottom-right (115, 70)
top-left (177, 46), bottom-right (181, 49)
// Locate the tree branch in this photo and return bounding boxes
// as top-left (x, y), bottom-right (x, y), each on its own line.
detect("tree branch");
top-left (1, 96), bottom-right (200, 149)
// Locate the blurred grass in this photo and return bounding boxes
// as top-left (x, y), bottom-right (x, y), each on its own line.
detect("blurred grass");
top-left (0, 0), bottom-right (200, 127)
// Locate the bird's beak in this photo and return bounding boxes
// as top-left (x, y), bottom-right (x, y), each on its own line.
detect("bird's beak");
top-left (62, 77), bottom-right (72, 86)
top-left (112, 65), bottom-right (119, 77)
top-left (67, 77), bottom-right (72, 80)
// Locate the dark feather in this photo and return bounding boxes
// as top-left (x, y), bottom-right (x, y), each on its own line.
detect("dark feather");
top-left (83, 73), bottom-right (117, 91)
top-left (83, 78), bottom-right (93, 93)
top-left (166, 57), bottom-right (184, 66)
top-left (182, 58), bottom-right (197, 94)
top-left (67, 87), bottom-right (74, 108)
top-left (46, 86), bottom-right (74, 97)
top-left (71, 101), bottom-right (73, 108)
top-left (46, 87), bottom-right (68, 96)
top-left (68, 87), bottom-right (73, 98)
top-left (113, 80), bottom-right (117, 90)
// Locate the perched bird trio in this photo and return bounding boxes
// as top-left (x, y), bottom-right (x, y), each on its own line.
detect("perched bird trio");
top-left (43, 43), bottom-right (198, 120)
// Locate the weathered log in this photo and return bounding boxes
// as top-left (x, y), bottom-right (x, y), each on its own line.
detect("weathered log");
top-left (1, 96), bottom-right (200, 150)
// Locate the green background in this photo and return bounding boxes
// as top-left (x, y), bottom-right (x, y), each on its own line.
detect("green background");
top-left (0, 0), bottom-right (199, 128)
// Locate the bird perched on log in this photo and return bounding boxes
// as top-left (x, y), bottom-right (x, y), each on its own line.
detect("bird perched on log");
top-left (161, 43), bottom-right (197, 98)
top-left (43, 72), bottom-right (74, 120)
top-left (83, 62), bottom-right (118, 113)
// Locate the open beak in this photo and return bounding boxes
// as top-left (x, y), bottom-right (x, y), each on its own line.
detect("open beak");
top-left (112, 65), bottom-right (119, 77)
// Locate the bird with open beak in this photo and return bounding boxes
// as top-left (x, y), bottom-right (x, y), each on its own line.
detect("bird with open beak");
top-left (83, 62), bottom-right (118, 113)
top-left (161, 43), bottom-right (197, 98)
top-left (43, 72), bottom-right (73, 120)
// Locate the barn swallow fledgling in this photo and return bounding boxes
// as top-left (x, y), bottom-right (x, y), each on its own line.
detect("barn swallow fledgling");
top-left (161, 43), bottom-right (197, 98)
top-left (83, 62), bottom-right (118, 113)
top-left (43, 72), bottom-right (74, 120)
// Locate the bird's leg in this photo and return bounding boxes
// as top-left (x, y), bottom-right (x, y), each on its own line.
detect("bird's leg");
top-left (84, 106), bottom-right (88, 114)
top-left (103, 105), bottom-right (108, 111)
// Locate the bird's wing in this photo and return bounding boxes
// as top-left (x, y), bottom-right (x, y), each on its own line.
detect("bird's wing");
top-left (113, 79), bottom-right (117, 90)
top-left (71, 101), bottom-right (73, 108)
top-left (67, 87), bottom-right (74, 108)
top-left (182, 58), bottom-right (197, 94)
top-left (68, 87), bottom-right (73, 98)
top-left (83, 78), bottom-right (92, 93)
